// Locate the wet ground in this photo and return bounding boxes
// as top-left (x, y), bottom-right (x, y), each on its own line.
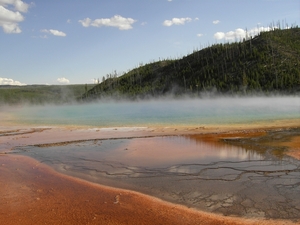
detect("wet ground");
top-left (10, 128), bottom-right (300, 220)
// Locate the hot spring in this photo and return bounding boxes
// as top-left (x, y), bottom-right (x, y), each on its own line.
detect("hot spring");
top-left (6, 96), bottom-right (300, 127)
top-left (3, 96), bottom-right (300, 219)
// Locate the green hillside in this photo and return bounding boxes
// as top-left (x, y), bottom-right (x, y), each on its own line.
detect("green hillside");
top-left (84, 27), bottom-right (300, 100)
top-left (0, 84), bottom-right (94, 105)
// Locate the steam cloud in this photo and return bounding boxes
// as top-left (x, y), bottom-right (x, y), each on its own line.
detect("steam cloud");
top-left (5, 96), bottom-right (299, 127)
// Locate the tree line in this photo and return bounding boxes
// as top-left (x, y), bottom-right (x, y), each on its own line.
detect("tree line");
top-left (83, 26), bottom-right (300, 100)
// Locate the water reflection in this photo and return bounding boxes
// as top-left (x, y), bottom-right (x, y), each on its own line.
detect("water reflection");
top-left (16, 136), bottom-right (262, 169)
top-left (14, 135), bottom-right (300, 219)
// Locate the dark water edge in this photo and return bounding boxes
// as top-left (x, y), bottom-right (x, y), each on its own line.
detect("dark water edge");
top-left (12, 129), bottom-right (300, 220)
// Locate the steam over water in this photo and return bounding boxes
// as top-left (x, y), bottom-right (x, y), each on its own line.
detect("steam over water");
top-left (6, 96), bottom-right (300, 219)
top-left (11, 97), bottom-right (300, 127)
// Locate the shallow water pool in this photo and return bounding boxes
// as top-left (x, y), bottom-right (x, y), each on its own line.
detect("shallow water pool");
top-left (8, 97), bottom-right (300, 127)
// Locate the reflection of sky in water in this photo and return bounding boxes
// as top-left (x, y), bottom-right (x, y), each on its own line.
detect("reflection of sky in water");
top-left (18, 136), bottom-right (263, 170)
top-left (10, 97), bottom-right (300, 127)
top-left (116, 136), bottom-right (262, 167)
top-left (14, 135), bottom-right (300, 218)
top-left (16, 135), bottom-right (297, 194)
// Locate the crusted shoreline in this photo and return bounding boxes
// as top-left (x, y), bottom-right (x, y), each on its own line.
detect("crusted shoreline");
top-left (0, 124), bottom-right (299, 224)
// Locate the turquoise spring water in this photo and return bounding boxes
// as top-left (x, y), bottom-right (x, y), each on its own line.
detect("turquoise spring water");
top-left (9, 97), bottom-right (300, 127)
top-left (7, 96), bottom-right (300, 218)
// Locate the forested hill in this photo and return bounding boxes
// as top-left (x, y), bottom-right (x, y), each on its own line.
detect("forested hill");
top-left (83, 27), bottom-right (300, 100)
top-left (0, 84), bottom-right (94, 105)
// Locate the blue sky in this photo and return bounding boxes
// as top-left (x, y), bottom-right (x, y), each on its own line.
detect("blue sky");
top-left (0, 0), bottom-right (299, 85)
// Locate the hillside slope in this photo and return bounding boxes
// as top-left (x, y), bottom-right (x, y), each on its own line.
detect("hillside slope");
top-left (84, 27), bottom-right (300, 100)
top-left (0, 84), bottom-right (94, 105)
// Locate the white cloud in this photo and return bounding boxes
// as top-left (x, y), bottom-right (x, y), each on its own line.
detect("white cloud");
top-left (67, 19), bottom-right (71, 23)
top-left (197, 33), bottom-right (203, 37)
top-left (214, 31), bottom-right (225, 40)
top-left (79, 18), bottom-right (91, 27)
top-left (57, 77), bottom-right (70, 84)
top-left (0, 77), bottom-right (26, 85)
top-left (0, 5), bottom-right (23, 22)
top-left (0, 0), bottom-right (29, 33)
top-left (249, 26), bottom-right (274, 34)
top-left (0, 5), bottom-right (24, 33)
top-left (0, 0), bottom-right (29, 12)
top-left (213, 20), bottom-right (220, 24)
top-left (91, 78), bottom-right (101, 84)
top-left (79, 15), bottom-right (137, 30)
top-left (32, 34), bottom-right (48, 39)
top-left (163, 17), bottom-right (192, 26)
top-left (214, 26), bottom-right (273, 41)
top-left (41, 29), bottom-right (67, 37)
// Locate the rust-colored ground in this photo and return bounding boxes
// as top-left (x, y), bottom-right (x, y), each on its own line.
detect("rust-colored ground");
top-left (281, 136), bottom-right (300, 160)
top-left (189, 128), bottom-right (300, 160)
top-left (1, 154), bottom-right (297, 225)
top-left (1, 123), bottom-right (300, 225)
